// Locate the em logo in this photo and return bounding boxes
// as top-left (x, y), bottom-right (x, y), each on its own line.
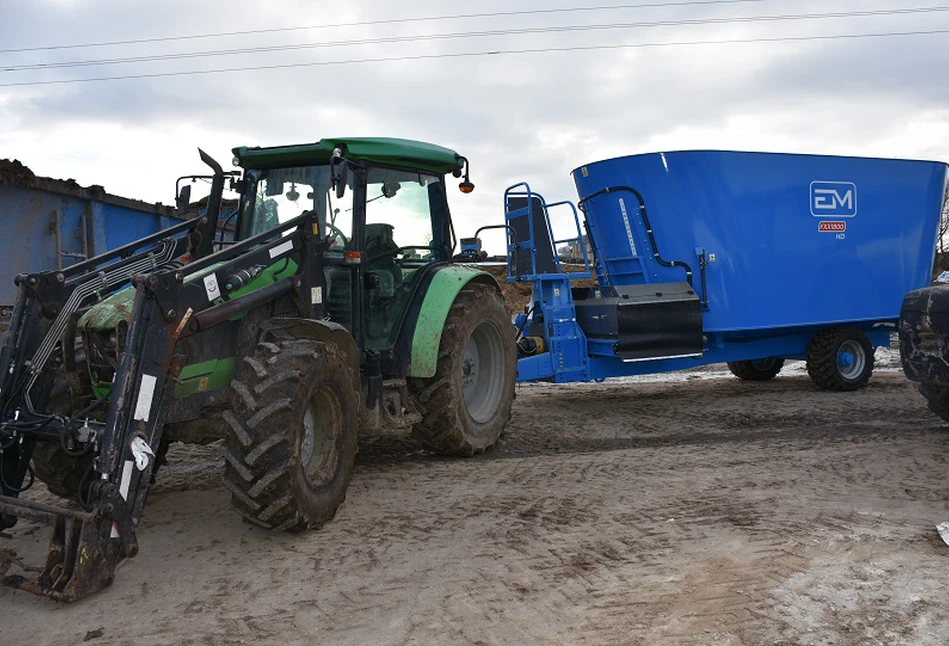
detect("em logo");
top-left (810, 181), bottom-right (857, 217)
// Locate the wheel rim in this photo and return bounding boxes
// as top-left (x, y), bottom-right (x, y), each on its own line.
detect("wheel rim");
top-left (300, 386), bottom-right (342, 488)
top-left (836, 340), bottom-right (866, 380)
top-left (462, 321), bottom-right (505, 424)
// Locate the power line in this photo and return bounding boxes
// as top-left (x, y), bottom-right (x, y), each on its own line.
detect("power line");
top-left (0, 0), bottom-right (782, 54)
top-left (1, 28), bottom-right (946, 88)
top-left (4, 6), bottom-right (947, 73)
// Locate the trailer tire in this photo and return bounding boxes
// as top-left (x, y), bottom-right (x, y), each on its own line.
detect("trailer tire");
top-left (806, 327), bottom-right (874, 391)
top-left (727, 358), bottom-right (785, 381)
top-left (223, 338), bottom-right (358, 531)
top-left (918, 383), bottom-right (949, 423)
top-left (409, 283), bottom-right (516, 456)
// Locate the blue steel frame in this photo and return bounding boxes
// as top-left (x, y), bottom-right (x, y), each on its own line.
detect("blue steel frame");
top-left (516, 319), bottom-right (893, 383)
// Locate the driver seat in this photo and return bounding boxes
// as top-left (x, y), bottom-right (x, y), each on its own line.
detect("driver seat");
top-left (365, 223), bottom-right (403, 296)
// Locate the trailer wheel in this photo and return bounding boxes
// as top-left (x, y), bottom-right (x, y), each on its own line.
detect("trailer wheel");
top-left (223, 338), bottom-right (358, 531)
top-left (409, 283), bottom-right (516, 456)
top-left (726, 358), bottom-right (785, 381)
top-left (918, 384), bottom-right (949, 423)
top-left (806, 328), bottom-right (874, 391)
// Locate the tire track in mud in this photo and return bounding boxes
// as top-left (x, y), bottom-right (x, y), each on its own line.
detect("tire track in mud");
top-left (495, 373), bottom-right (940, 458)
top-left (353, 437), bottom-right (942, 642)
top-left (277, 373), bottom-right (949, 643)
top-left (348, 372), bottom-right (949, 644)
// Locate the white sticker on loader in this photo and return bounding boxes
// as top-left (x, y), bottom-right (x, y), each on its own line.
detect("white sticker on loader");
top-left (203, 273), bottom-right (221, 301)
top-left (311, 286), bottom-right (323, 304)
top-left (119, 460), bottom-right (134, 501)
top-left (269, 240), bottom-right (294, 259)
top-left (134, 374), bottom-right (157, 422)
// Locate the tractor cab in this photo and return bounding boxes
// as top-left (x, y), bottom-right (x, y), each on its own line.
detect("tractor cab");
top-left (232, 138), bottom-right (468, 359)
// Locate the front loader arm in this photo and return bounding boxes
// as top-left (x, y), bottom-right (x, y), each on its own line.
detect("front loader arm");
top-left (0, 217), bottom-right (203, 599)
top-left (0, 211), bottom-right (325, 601)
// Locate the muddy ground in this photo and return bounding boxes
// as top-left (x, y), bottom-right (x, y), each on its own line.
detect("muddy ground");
top-left (4, 349), bottom-right (949, 645)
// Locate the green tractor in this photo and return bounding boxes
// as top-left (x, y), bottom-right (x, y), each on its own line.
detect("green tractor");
top-left (0, 138), bottom-right (516, 600)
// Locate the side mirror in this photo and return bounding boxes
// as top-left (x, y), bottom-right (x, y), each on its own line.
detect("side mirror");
top-left (176, 184), bottom-right (192, 211)
top-left (382, 181), bottom-right (400, 199)
top-left (331, 148), bottom-right (349, 200)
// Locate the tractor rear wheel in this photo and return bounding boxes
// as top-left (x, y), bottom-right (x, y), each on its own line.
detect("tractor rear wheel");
top-left (806, 327), bottom-right (874, 391)
top-left (409, 283), bottom-right (516, 456)
top-left (727, 358), bottom-right (785, 381)
top-left (223, 338), bottom-right (358, 531)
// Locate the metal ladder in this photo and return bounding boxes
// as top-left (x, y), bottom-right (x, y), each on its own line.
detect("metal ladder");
top-left (503, 182), bottom-right (591, 382)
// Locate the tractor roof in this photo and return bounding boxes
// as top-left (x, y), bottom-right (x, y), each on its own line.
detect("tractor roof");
top-left (232, 137), bottom-right (465, 175)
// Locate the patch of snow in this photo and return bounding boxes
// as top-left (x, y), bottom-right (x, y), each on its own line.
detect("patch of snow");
top-left (519, 341), bottom-right (904, 388)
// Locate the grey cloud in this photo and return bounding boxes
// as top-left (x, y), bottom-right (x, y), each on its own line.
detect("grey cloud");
top-left (1, 0), bottom-right (947, 218)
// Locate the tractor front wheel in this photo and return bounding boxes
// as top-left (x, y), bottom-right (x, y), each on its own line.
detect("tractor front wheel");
top-left (409, 283), bottom-right (516, 456)
top-left (223, 338), bottom-right (358, 531)
top-left (31, 374), bottom-right (93, 501)
top-left (31, 441), bottom-right (93, 501)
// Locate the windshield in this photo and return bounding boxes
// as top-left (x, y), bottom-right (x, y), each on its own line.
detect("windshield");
top-left (239, 165), bottom-right (353, 242)
top-left (365, 167), bottom-right (444, 259)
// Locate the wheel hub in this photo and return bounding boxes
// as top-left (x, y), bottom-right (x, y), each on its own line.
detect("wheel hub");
top-left (462, 321), bottom-right (504, 424)
top-left (836, 340), bottom-right (866, 380)
top-left (301, 386), bottom-right (342, 488)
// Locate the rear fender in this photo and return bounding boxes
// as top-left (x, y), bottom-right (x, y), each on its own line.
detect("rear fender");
top-left (409, 266), bottom-right (500, 378)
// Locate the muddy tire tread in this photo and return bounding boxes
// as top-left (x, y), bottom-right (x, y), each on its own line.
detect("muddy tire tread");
top-left (806, 327), bottom-right (874, 392)
top-left (408, 283), bottom-right (516, 456)
top-left (222, 338), bottom-right (357, 531)
top-left (919, 383), bottom-right (949, 422)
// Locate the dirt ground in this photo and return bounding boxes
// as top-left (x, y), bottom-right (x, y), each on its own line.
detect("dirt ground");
top-left (4, 348), bottom-right (949, 645)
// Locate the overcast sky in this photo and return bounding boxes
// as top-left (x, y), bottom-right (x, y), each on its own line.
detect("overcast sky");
top-left (1, 0), bottom-right (948, 252)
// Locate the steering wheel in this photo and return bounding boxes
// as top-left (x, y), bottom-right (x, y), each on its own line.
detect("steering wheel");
top-left (397, 245), bottom-right (432, 258)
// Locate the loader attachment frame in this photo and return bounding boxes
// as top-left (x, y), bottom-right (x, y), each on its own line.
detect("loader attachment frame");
top-left (0, 486), bottom-right (133, 601)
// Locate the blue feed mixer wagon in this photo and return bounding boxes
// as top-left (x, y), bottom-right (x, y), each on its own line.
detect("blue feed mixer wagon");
top-left (498, 150), bottom-right (948, 390)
